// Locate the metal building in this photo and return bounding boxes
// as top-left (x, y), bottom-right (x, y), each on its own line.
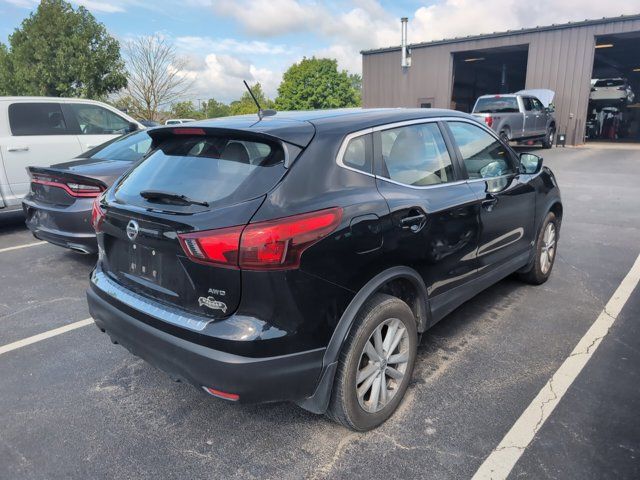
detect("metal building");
top-left (362, 15), bottom-right (640, 145)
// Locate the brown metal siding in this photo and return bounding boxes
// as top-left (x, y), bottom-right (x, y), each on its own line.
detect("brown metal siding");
top-left (363, 18), bottom-right (640, 145)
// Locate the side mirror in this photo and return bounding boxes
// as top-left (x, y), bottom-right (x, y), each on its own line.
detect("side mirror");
top-left (520, 153), bottom-right (543, 174)
top-left (128, 122), bottom-right (139, 133)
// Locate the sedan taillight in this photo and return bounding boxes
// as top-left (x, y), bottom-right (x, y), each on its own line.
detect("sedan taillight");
top-left (179, 207), bottom-right (343, 270)
top-left (31, 175), bottom-right (105, 198)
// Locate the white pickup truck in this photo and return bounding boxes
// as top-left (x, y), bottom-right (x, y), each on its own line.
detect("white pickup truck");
top-left (0, 97), bottom-right (143, 211)
top-left (472, 89), bottom-right (556, 148)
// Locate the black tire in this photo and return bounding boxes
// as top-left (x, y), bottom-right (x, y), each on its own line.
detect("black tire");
top-left (518, 212), bottom-right (558, 285)
top-left (542, 127), bottom-right (555, 148)
top-left (326, 293), bottom-right (418, 431)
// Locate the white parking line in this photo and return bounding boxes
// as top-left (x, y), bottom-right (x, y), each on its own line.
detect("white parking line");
top-left (0, 241), bottom-right (47, 254)
top-left (0, 318), bottom-right (94, 356)
top-left (472, 253), bottom-right (640, 480)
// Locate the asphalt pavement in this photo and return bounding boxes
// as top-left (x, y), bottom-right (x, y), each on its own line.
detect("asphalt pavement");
top-left (1, 145), bottom-right (639, 479)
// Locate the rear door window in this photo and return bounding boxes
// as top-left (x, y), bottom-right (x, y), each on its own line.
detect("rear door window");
top-left (8, 103), bottom-right (72, 136)
top-left (114, 134), bottom-right (285, 210)
top-left (447, 122), bottom-right (516, 179)
top-left (379, 122), bottom-right (455, 186)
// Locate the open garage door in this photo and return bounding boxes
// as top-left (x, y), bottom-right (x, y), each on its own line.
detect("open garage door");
top-left (451, 45), bottom-right (528, 113)
top-left (587, 32), bottom-right (640, 143)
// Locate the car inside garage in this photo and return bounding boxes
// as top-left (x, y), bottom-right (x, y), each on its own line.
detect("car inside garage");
top-left (451, 45), bottom-right (529, 113)
top-left (587, 32), bottom-right (640, 143)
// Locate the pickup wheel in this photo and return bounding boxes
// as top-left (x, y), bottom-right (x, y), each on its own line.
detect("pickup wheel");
top-left (326, 293), bottom-right (418, 431)
top-left (542, 127), bottom-right (555, 149)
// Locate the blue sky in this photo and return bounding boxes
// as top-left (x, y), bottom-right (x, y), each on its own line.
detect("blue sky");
top-left (1, 0), bottom-right (638, 102)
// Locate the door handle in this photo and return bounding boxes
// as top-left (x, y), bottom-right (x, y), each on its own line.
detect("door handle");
top-left (7, 146), bottom-right (29, 152)
top-left (482, 195), bottom-right (498, 212)
top-left (400, 212), bottom-right (427, 233)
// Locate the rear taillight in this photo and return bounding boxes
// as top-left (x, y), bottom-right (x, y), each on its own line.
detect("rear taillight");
top-left (179, 225), bottom-right (243, 266)
top-left (91, 198), bottom-right (105, 232)
top-left (178, 207), bottom-right (343, 270)
top-left (31, 175), bottom-right (105, 198)
top-left (484, 116), bottom-right (493, 128)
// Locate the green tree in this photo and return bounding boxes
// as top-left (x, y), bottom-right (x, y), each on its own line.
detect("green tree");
top-left (204, 98), bottom-right (230, 118)
top-left (0, 0), bottom-right (127, 98)
top-left (0, 43), bottom-right (14, 95)
top-left (229, 83), bottom-right (275, 116)
top-left (275, 57), bottom-right (360, 110)
top-left (170, 101), bottom-right (204, 120)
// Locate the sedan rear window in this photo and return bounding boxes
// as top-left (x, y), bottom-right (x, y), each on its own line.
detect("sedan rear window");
top-left (89, 131), bottom-right (151, 162)
top-left (473, 97), bottom-right (519, 113)
top-left (114, 135), bottom-right (285, 210)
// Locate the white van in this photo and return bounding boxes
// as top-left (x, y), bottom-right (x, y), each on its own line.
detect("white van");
top-left (0, 97), bottom-right (144, 210)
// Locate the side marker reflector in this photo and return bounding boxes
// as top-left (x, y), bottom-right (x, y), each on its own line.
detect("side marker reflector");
top-left (203, 386), bottom-right (240, 401)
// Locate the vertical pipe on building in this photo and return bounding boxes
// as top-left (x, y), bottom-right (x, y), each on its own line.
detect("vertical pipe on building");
top-left (500, 63), bottom-right (507, 93)
top-left (401, 17), bottom-right (410, 68)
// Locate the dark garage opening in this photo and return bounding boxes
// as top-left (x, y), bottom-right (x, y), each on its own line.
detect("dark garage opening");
top-left (451, 45), bottom-right (529, 113)
top-left (587, 32), bottom-right (640, 143)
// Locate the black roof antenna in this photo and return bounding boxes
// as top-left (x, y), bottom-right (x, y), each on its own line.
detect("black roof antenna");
top-left (243, 80), bottom-right (276, 119)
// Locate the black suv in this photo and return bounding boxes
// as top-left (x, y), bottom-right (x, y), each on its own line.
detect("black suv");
top-left (87, 109), bottom-right (562, 431)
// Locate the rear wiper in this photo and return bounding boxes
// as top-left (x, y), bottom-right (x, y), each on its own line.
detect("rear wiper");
top-left (140, 190), bottom-right (209, 207)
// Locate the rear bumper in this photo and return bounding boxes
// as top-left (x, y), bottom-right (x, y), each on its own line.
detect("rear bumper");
top-left (22, 198), bottom-right (97, 254)
top-left (86, 285), bottom-right (325, 404)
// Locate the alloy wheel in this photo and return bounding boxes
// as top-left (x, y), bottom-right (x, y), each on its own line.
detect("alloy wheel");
top-left (540, 222), bottom-right (556, 274)
top-left (355, 318), bottom-right (410, 413)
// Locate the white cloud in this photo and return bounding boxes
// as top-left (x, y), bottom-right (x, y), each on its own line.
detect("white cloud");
top-left (175, 36), bottom-right (288, 55)
top-left (312, 0), bottom-right (638, 72)
top-left (213, 0), bottom-right (326, 37)
top-left (411, 0), bottom-right (640, 43)
top-left (176, 53), bottom-right (281, 103)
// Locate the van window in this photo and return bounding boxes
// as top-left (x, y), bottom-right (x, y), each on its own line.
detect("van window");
top-left (8, 103), bottom-right (71, 136)
top-left (65, 104), bottom-right (131, 135)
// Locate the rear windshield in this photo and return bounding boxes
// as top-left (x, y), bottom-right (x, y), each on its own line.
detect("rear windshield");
top-left (473, 97), bottom-right (519, 113)
top-left (87, 131), bottom-right (152, 162)
top-left (114, 134), bottom-right (285, 210)
top-left (595, 79), bottom-right (625, 87)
